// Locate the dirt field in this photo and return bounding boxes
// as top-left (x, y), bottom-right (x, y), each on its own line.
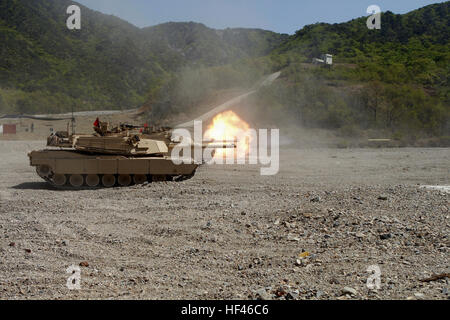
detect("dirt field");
top-left (0, 141), bottom-right (448, 300)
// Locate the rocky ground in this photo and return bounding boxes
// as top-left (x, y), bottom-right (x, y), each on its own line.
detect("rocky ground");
top-left (0, 141), bottom-right (448, 300)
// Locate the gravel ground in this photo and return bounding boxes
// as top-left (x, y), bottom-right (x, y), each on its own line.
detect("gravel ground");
top-left (0, 141), bottom-right (448, 300)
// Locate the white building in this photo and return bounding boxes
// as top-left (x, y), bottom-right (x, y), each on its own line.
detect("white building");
top-left (323, 54), bottom-right (333, 65)
top-left (312, 54), bottom-right (333, 66)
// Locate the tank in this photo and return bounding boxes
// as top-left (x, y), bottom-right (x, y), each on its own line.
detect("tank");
top-left (28, 119), bottom-right (233, 189)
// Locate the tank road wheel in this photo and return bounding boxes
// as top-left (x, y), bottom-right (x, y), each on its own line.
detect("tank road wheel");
top-left (86, 175), bottom-right (100, 188)
top-left (102, 174), bottom-right (116, 187)
top-left (133, 174), bottom-right (147, 185)
top-left (53, 174), bottom-right (67, 186)
top-left (152, 175), bottom-right (167, 182)
top-left (69, 174), bottom-right (84, 188)
top-left (118, 175), bottom-right (132, 187)
top-left (36, 165), bottom-right (51, 178)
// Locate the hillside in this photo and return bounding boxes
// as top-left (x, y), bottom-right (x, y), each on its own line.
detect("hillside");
top-left (0, 0), bottom-right (448, 143)
top-left (142, 2), bottom-right (449, 143)
top-left (250, 2), bottom-right (449, 143)
top-left (142, 22), bottom-right (288, 68)
top-left (273, 2), bottom-right (449, 91)
top-left (0, 0), bottom-right (285, 114)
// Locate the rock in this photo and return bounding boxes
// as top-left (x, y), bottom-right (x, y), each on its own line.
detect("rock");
top-left (378, 195), bottom-right (388, 201)
top-left (380, 233), bottom-right (392, 240)
top-left (24, 249), bottom-right (31, 253)
top-left (329, 277), bottom-right (340, 285)
top-left (287, 234), bottom-right (300, 242)
top-left (310, 196), bottom-right (321, 203)
top-left (414, 292), bottom-right (425, 299)
top-left (286, 290), bottom-right (299, 300)
top-left (254, 288), bottom-right (271, 300)
top-left (295, 259), bottom-right (304, 267)
top-left (237, 265), bottom-right (243, 271)
top-left (442, 288), bottom-right (448, 295)
top-left (274, 287), bottom-right (286, 297)
top-left (342, 287), bottom-right (357, 296)
top-left (355, 232), bottom-right (365, 238)
top-left (316, 290), bottom-right (324, 298)
top-left (8, 242), bottom-right (15, 247)
top-left (79, 261), bottom-right (89, 267)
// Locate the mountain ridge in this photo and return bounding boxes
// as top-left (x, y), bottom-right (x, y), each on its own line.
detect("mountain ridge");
top-left (0, 0), bottom-right (286, 113)
top-left (0, 0), bottom-right (448, 141)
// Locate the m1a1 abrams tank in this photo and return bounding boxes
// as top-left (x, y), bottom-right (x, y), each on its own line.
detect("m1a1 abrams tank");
top-left (28, 119), bottom-right (233, 189)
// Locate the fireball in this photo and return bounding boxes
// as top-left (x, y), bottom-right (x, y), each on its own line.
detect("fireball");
top-left (204, 110), bottom-right (252, 160)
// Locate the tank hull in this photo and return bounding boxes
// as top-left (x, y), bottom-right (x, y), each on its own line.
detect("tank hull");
top-left (28, 149), bottom-right (198, 188)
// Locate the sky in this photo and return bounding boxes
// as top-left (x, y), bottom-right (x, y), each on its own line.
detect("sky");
top-left (75, 0), bottom-right (447, 34)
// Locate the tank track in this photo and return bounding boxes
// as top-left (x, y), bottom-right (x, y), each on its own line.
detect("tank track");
top-left (37, 171), bottom-right (196, 190)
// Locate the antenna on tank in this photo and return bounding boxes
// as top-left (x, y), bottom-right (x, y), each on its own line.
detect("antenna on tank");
top-left (71, 104), bottom-right (75, 134)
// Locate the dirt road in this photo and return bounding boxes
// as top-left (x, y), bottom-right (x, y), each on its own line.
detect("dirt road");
top-left (0, 141), bottom-right (448, 300)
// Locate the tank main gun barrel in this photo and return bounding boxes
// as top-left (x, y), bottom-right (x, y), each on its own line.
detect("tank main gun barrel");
top-left (202, 142), bottom-right (236, 149)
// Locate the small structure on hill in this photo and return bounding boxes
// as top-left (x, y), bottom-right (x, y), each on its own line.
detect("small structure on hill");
top-left (312, 54), bottom-right (333, 66)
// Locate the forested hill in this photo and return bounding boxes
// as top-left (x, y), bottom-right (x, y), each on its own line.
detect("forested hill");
top-left (0, 0), bottom-right (154, 113)
top-left (272, 2), bottom-right (449, 91)
top-left (142, 22), bottom-right (288, 69)
top-left (248, 2), bottom-right (448, 142)
top-left (0, 0), bottom-right (449, 142)
top-left (278, 2), bottom-right (449, 55)
top-left (0, 0), bottom-right (286, 114)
